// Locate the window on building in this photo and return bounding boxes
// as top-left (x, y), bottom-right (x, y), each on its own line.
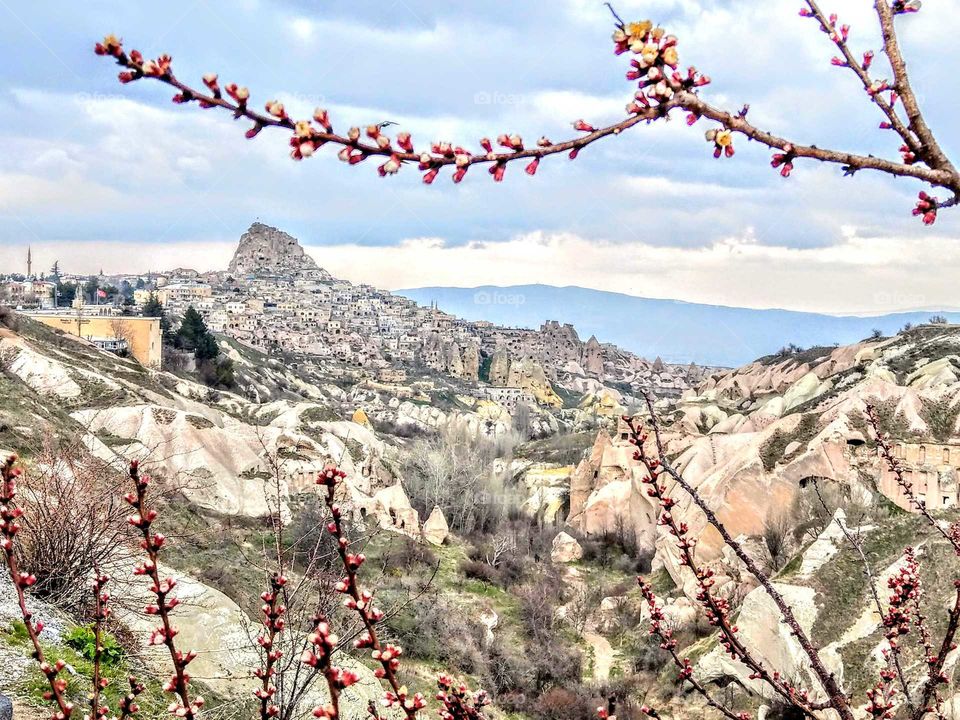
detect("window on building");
top-left (945, 448), bottom-right (951, 464)
top-left (919, 445), bottom-right (927, 463)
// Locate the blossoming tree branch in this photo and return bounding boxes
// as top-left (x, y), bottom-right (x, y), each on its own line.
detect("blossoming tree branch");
top-left (95, 1), bottom-right (955, 223)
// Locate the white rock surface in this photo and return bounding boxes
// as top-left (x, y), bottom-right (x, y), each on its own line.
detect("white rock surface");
top-left (551, 531), bottom-right (584, 563)
top-left (423, 506), bottom-right (449, 545)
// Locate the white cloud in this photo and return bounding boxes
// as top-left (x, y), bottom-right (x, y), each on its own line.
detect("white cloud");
top-left (0, 172), bottom-right (124, 213)
top-left (6, 228), bottom-right (955, 315)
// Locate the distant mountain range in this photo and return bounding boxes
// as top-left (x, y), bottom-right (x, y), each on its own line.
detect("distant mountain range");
top-left (395, 285), bottom-right (960, 367)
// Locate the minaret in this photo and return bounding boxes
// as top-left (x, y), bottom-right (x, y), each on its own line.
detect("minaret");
top-left (27, 246), bottom-right (32, 278)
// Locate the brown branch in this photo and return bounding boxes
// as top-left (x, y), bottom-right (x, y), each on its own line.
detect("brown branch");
top-left (626, 416), bottom-right (822, 718)
top-left (873, 0), bottom-right (954, 173)
top-left (316, 465), bottom-right (426, 720)
top-left (865, 405), bottom-right (960, 719)
top-left (809, 479), bottom-right (914, 712)
top-left (90, 571), bottom-right (113, 720)
top-left (254, 573), bottom-right (287, 720)
top-left (637, 580), bottom-right (748, 720)
top-left (913, 584), bottom-right (960, 720)
top-left (681, 91), bottom-right (952, 186)
top-left (1, 455), bottom-right (75, 720)
top-left (637, 397), bottom-right (854, 720)
top-left (802, 0), bottom-right (922, 157)
top-left (92, 10), bottom-right (960, 213)
top-left (125, 461), bottom-right (202, 720)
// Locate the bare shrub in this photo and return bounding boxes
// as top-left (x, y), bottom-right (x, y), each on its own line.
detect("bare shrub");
top-left (15, 439), bottom-right (132, 614)
top-left (762, 510), bottom-right (793, 572)
top-left (401, 424), bottom-right (523, 534)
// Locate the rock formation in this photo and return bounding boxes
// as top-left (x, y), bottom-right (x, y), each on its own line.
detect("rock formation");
top-left (227, 222), bottom-right (331, 280)
top-left (423, 506), bottom-right (450, 545)
top-left (581, 336), bottom-right (604, 376)
top-left (551, 531), bottom-right (584, 562)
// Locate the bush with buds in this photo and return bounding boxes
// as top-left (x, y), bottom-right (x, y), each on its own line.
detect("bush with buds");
top-left (94, 2), bottom-right (958, 222)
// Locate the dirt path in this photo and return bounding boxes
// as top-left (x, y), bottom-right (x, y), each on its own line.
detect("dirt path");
top-left (583, 629), bottom-right (615, 681)
top-left (560, 566), bottom-right (619, 682)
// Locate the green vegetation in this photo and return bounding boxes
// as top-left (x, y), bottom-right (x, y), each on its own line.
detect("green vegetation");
top-left (301, 405), bottom-right (342, 423)
top-left (515, 430), bottom-right (595, 465)
top-left (170, 306), bottom-right (235, 389)
top-left (810, 512), bottom-right (919, 646)
top-left (2, 621), bottom-right (168, 720)
top-left (759, 413), bottom-right (820, 471)
top-left (757, 345), bottom-right (836, 367)
top-left (64, 625), bottom-right (125, 665)
top-left (920, 397), bottom-right (960, 442)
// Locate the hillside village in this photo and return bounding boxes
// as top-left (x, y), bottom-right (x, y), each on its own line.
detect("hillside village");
top-left (1, 223), bottom-right (713, 419)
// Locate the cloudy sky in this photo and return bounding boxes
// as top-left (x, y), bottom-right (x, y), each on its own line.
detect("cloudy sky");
top-left (1, 0), bottom-right (958, 314)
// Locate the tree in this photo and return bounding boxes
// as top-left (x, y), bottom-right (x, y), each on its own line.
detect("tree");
top-left (194, 331), bottom-right (220, 361)
top-left (929, 314), bottom-right (948, 324)
top-left (142, 291), bottom-right (163, 317)
top-left (96, 1), bottom-right (958, 223)
top-left (83, 277), bottom-right (100, 303)
top-left (56, 280), bottom-right (77, 306)
top-left (109, 317), bottom-right (135, 358)
top-left (175, 305), bottom-right (208, 351)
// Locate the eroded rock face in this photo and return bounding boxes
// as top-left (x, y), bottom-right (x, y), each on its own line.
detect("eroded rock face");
top-left (521, 464), bottom-right (574, 523)
top-left (551, 531), bottom-right (584, 563)
top-left (582, 336), bottom-right (604, 377)
top-left (697, 581), bottom-right (843, 702)
top-left (73, 404), bottom-right (371, 518)
top-left (111, 560), bottom-right (383, 715)
top-left (423, 506), bottom-right (450, 545)
top-left (228, 222), bottom-right (331, 280)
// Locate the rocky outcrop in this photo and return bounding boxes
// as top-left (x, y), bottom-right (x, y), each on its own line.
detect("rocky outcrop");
top-left (423, 506), bottom-right (450, 545)
top-left (581, 336), bottom-right (604, 376)
top-left (505, 359), bottom-right (562, 408)
top-left (521, 464), bottom-right (574, 523)
top-left (551, 531), bottom-right (584, 562)
top-left (73, 404), bottom-right (374, 518)
top-left (461, 342), bottom-right (480, 382)
top-left (488, 350), bottom-right (510, 386)
top-left (367, 482), bottom-right (420, 537)
top-left (698, 581), bottom-right (843, 702)
top-left (228, 222), bottom-right (331, 280)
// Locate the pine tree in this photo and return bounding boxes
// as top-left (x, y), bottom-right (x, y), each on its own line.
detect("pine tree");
top-left (194, 332), bottom-right (220, 361)
top-left (176, 306), bottom-right (207, 351)
top-left (141, 293), bottom-right (163, 318)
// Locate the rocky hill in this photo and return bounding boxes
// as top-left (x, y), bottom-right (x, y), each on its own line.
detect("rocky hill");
top-left (559, 323), bottom-right (960, 714)
top-left (227, 222), bottom-right (332, 280)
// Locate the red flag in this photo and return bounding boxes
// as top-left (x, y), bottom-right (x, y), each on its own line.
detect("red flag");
top-left (97, 289), bottom-right (107, 299)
